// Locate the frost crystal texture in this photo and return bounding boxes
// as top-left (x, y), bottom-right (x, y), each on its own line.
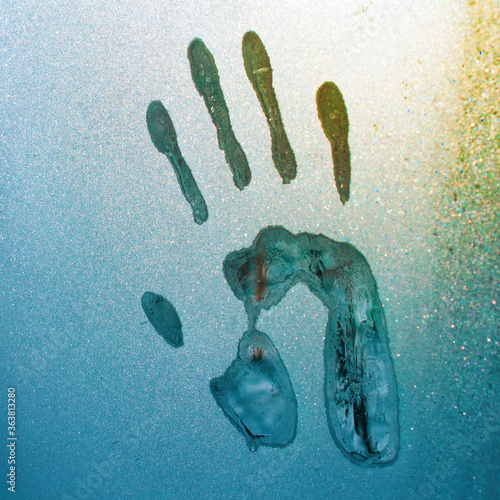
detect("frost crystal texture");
top-left (141, 292), bottom-right (184, 348)
top-left (316, 82), bottom-right (351, 204)
top-left (222, 226), bottom-right (399, 465)
top-left (242, 31), bottom-right (297, 184)
top-left (188, 38), bottom-right (251, 190)
top-left (211, 329), bottom-right (297, 451)
top-left (146, 100), bottom-right (208, 225)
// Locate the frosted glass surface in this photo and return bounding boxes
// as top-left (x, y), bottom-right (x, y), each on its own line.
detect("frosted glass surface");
top-left (2, 0), bottom-right (498, 499)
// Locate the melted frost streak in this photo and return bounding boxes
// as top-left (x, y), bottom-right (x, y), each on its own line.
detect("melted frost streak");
top-left (242, 31), bottom-right (297, 184)
top-left (211, 329), bottom-right (297, 451)
top-left (146, 100), bottom-right (208, 225)
top-left (188, 38), bottom-right (251, 190)
top-left (316, 82), bottom-right (351, 205)
top-left (223, 226), bottom-right (399, 466)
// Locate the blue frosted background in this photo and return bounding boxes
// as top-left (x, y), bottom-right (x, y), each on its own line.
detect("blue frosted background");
top-left (1, 0), bottom-right (498, 499)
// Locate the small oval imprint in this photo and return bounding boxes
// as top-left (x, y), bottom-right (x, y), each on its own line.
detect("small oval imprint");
top-left (141, 292), bottom-right (184, 348)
